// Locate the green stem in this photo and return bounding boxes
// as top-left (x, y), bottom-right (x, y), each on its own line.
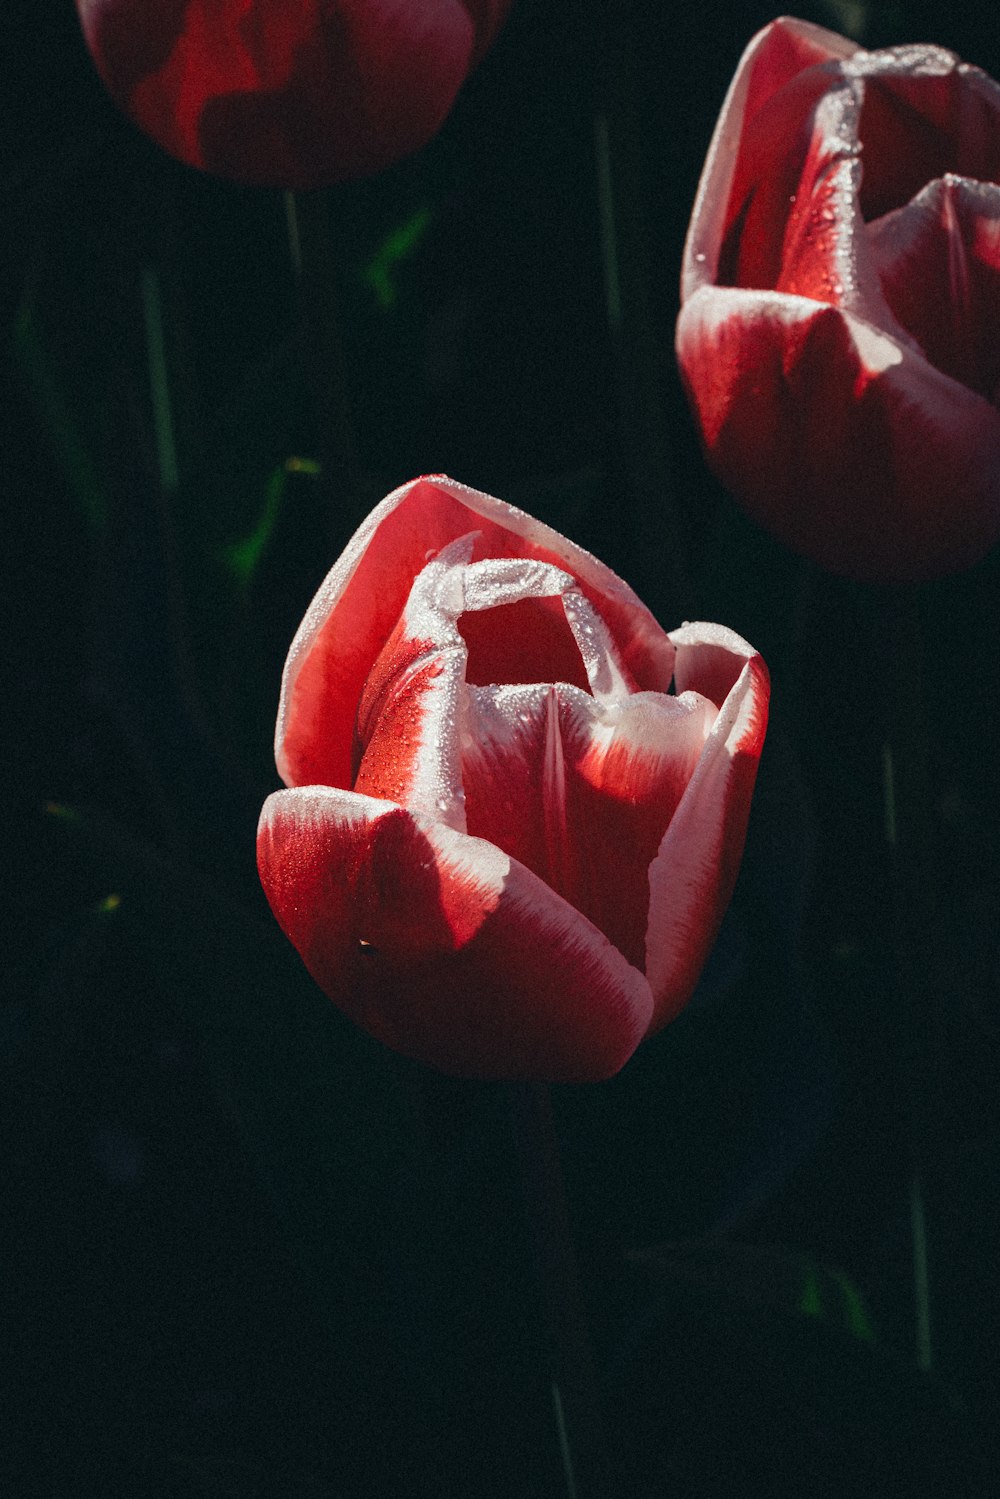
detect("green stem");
top-left (284, 189), bottom-right (366, 539)
top-left (509, 1082), bottom-right (619, 1499)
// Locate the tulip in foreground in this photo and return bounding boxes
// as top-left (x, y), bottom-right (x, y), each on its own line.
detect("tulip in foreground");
top-left (258, 476), bottom-right (769, 1082)
top-left (676, 16), bottom-right (1000, 582)
top-left (75, 0), bottom-right (512, 188)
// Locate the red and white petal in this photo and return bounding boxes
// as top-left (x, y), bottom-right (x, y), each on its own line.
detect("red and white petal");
top-left (717, 69), bottom-right (864, 302)
top-left (688, 36), bottom-right (905, 335)
top-left (868, 174), bottom-right (1000, 401)
top-left (645, 643), bottom-right (770, 1031)
top-left (353, 535), bottom-right (473, 830)
top-left (354, 539), bottom-right (626, 828)
top-left (676, 284), bottom-right (1000, 580)
top-left (456, 556), bottom-right (600, 691)
top-left (567, 690), bottom-right (718, 973)
top-left (560, 588), bottom-right (635, 703)
top-left (770, 78), bottom-right (863, 308)
top-left (276, 476), bottom-right (674, 791)
top-left (669, 620), bottom-right (762, 708)
top-left (257, 787), bottom-right (654, 1082)
top-left (462, 681), bottom-right (596, 921)
top-left (462, 679), bottom-right (716, 973)
top-left (457, 556), bottom-right (637, 698)
top-left (847, 48), bottom-right (1000, 223)
top-left (681, 17), bottom-right (859, 299)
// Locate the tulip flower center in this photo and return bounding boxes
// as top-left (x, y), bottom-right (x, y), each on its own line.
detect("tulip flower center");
top-left (353, 538), bottom-right (717, 975)
top-left (458, 597), bottom-right (592, 692)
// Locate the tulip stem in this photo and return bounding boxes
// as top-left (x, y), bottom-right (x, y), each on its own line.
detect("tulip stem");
top-left (509, 1082), bottom-right (619, 1498)
top-left (879, 588), bottom-right (935, 1374)
top-left (284, 189), bottom-right (367, 538)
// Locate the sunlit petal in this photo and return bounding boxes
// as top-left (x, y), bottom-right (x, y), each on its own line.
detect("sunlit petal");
top-left (258, 787), bottom-right (654, 1081)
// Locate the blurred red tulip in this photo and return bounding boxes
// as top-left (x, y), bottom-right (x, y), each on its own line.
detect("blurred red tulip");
top-left (257, 476), bottom-right (769, 1081)
top-left (676, 16), bottom-right (1000, 582)
top-left (75, 0), bottom-right (512, 187)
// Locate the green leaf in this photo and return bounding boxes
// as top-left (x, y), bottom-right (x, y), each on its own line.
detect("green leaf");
top-left (223, 463), bottom-right (290, 588)
top-left (363, 206), bottom-right (433, 310)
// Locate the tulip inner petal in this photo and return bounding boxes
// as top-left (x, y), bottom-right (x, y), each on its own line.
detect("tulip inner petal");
top-left (868, 174), bottom-right (1000, 401)
top-left (353, 535), bottom-right (474, 831)
top-left (459, 597), bottom-right (592, 691)
top-left (462, 684), bottom-right (717, 971)
top-left (854, 64), bottom-right (1000, 223)
top-left (716, 67), bottom-right (852, 294)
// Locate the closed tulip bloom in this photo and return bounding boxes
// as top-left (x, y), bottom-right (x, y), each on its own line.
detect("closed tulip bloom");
top-left (75, 0), bottom-right (512, 188)
top-left (676, 15), bottom-right (1000, 582)
top-left (258, 476), bottom-right (769, 1081)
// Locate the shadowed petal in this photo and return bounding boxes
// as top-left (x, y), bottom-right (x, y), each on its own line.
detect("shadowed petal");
top-left (76, 0), bottom-right (512, 188)
top-left (257, 787), bottom-right (654, 1081)
top-left (677, 285), bottom-right (1000, 580)
top-left (646, 626), bottom-right (770, 1029)
top-left (870, 174), bottom-right (1000, 401)
top-left (851, 48), bottom-right (1000, 221)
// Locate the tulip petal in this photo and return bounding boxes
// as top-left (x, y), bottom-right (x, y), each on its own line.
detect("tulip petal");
top-left (850, 49), bottom-right (1000, 222)
top-left (257, 787), bottom-right (654, 1081)
top-left (276, 476), bottom-right (675, 791)
top-left (457, 554), bottom-right (603, 692)
top-left (352, 535), bottom-right (642, 832)
top-left (719, 71), bottom-right (863, 303)
top-left (462, 678), bottom-right (717, 973)
top-left (705, 34), bottom-right (902, 331)
top-left (676, 284), bottom-right (1000, 580)
top-left (869, 175), bottom-right (1000, 402)
top-left (646, 626), bottom-right (769, 1029)
top-left (682, 17), bottom-right (859, 298)
top-left (670, 620), bottom-right (764, 708)
top-left (353, 535), bottom-right (473, 831)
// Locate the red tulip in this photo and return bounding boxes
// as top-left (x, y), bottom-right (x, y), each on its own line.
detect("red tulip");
top-left (676, 16), bottom-right (1000, 583)
top-left (75, 0), bottom-right (512, 188)
top-left (257, 476), bottom-right (769, 1081)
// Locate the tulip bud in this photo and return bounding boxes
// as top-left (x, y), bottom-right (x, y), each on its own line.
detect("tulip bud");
top-left (258, 476), bottom-right (769, 1081)
top-left (676, 16), bottom-right (1000, 582)
top-left (75, 0), bottom-right (512, 188)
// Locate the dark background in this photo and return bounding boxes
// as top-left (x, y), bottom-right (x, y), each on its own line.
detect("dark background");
top-left (4, 2), bottom-right (1000, 1494)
